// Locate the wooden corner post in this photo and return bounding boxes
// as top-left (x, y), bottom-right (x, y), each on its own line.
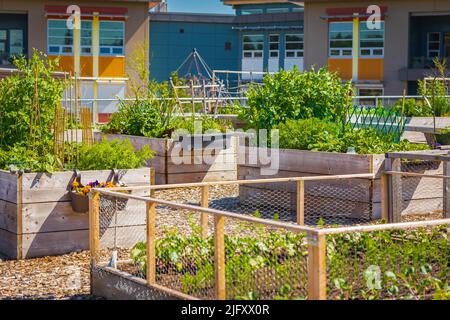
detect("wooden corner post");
top-left (214, 215), bottom-right (226, 300)
top-left (307, 232), bottom-right (327, 300)
top-left (201, 185), bottom-right (210, 238)
top-left (443, 159), bottom-right (450, 219)
top-left (150, 167), bottom-right (156, 197)
top-left (386, 157), bottom-right (402, 223)
top-left (380, 173), bottom-right (389, 222)
top-left (146, 201), bottom-right (156, 285)
top-left (297, 180), bottom-right (305, 226)
top-left (89, 191), bottom-right (100, 264)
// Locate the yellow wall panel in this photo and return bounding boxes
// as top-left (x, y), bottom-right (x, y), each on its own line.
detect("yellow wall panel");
top-left (328, 58), bottom-right (353, 80)
top-left (358, 58), bottom-right (384, 81)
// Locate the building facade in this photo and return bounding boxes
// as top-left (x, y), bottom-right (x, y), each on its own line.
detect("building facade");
top-left (303, 0), bottom-right (450, 95)
top-left (0, 0), bottom-right (154, 121)
top-left (149, 0), bottom-right (304, 82)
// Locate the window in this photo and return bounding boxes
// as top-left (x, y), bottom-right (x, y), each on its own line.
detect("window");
top-left (360, 21), bottom-right (384, 57)
top-left (267, 8), bottom-right (289, 14)
top-left (329, 22), bottom-right (353, 57)
top-left (357, 88), bottom-right (384, 106)
top-left (243, 34), bottom-right (264, 59)
top-left (99, 21), bottom-right (124, 56)
top-left (428, 32), bottom-right (441, 60)
top-left (241, 9), bottom-right (263, 15)
top-left (47, 20), bottom-right (124, 56)
top-left (269, 34), bottom-right (279, 58)
top-left (47, 19), bottom-right (92, 55)
top-left (285, 34), bottom-right (303, 58)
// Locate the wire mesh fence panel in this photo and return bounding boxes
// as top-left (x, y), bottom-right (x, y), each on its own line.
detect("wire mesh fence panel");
top-left (399, 160), bottom-right (445, 221)
top-left (151, 206), bottom-right (216, 299)
top-left (223, 216), bottom-right (309, 300)
top-left (326, 224), bottom-right (450, 300)
top-left (206, 180), bottom-right (373, 226)
top-left (304, 179), bottom-right (373, 225)
top-left (95, 192), bottom-right (148, 280)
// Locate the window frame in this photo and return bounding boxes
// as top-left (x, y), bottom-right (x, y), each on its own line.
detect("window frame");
top-left (269, 34), bottom-right (279, 59)
top-left (99, 20), bottom-right (125, 57)
top-left (285, 33), bottom-right (304, 58)
top-left (427, 32), bottom-right (441, 60)
top-left (242, 34), bottom-right (264, 59)
top-left (47, 19), bottom-right (125, 57)
top-left (359, 21), bottom-right (385, 58)
top-left (328, 21), bottom-right (353, 58)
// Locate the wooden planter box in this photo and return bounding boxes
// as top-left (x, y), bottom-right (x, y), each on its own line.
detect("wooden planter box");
top-left (95, 132), bottom-right (238, 184)
top-left (238, 148), bottom-right (444, 221)
top-left (92, 264), bottom-right (192, 300)
top-left (0, 168), bottom-right (151, 259)
top-left (238, 148), bottom-right (385, 221)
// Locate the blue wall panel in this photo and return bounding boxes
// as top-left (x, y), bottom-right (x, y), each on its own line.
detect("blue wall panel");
top-left (150, 21), bottom-right (239, 82)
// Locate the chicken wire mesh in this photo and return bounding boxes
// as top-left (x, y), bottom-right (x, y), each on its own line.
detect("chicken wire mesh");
top-left (92, 189), bottom-right (312, 300)
top-left (397, 159), bottom-right (446, 221)
top-left (149, 179), bottom-right (374, 226)
top-left (211, 179), bottom-right (373, 225)
top-left (326, 224), bottom-right (450, 300)
top-left (223, 216), bottom-right (309, 300)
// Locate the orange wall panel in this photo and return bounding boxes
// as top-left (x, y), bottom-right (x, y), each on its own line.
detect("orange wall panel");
top-left (48, 55), bottom-right (125, 78)
top-left (327, 58), bottom-right (352, 80)
top-left (99, 57), bottom-right (125, 78)
top-left (358, 58), bottom-right (384, 81)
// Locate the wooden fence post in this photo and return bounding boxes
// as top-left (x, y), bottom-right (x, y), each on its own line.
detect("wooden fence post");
top-left (214, 215), bottom-right (226, 300)
top-left (380, 174), bottom-right (389, 222)
top-left (150, 167), bottom-right (156, 198)
top-left (146, 201), bottom-right (156, 285)
top-left (297, 180), bottom-right (305, 226)
top-left (443, 159), bottom-right (450, 219)
top-left (386, 157), bottom-right (402, 223)
top-left (89, 191), bottom-right (100, 264)
top-left (201, 185), bottom-right (210, 238)
top-left (307, 232), bottom-right (327, 300)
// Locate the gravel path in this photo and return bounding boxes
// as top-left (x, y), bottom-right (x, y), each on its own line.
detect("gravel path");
top-left (0, 251), bottom-right (94, 300)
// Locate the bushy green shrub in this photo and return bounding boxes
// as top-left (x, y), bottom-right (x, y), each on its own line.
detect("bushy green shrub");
top-left (391, 99), bottom-right (433, 117)
top-left (102, 99), bottom-right (232, 138)
top-left (276, 119), bottom-right (429, 154)
top-left (241, 67), bottom-right (353, 130)
top-left (102, 99), bottom-right (166, 138)
top-left (75, 138), bottom-right (153, 170)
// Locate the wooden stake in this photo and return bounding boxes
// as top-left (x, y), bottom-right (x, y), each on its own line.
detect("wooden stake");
top-left (146, 202), bottom-right (156, 285)
top-left (150, 167), bottom-right (156, 197)
top-left (89, 191), bottom-right (100, 264)
top-left (380, 174), bottom-right (389, 222)
top-left (391, 158), bottom-right (402, 223)
top-left (444, 159), bottom-right (450, 219)
top-left (201, 185), bottom-right (210, 238)
top-left (214, 215), bottom-right (226, 300)
top-left (297, 180), bottom-right (305, 226)
top-left (307, 233), bottom-right (327, 300)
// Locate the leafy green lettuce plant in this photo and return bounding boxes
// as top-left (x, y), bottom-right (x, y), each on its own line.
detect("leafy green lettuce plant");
top-left (276, 118), bottom-right (429, 154)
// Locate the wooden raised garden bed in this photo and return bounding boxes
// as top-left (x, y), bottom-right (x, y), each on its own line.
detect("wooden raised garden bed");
top-left (95, 132), bottom-right (238, 184)
top-left (238, 148), bottom-right (443, 221)
top-left (0, 168), bottom-right (151, 259)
